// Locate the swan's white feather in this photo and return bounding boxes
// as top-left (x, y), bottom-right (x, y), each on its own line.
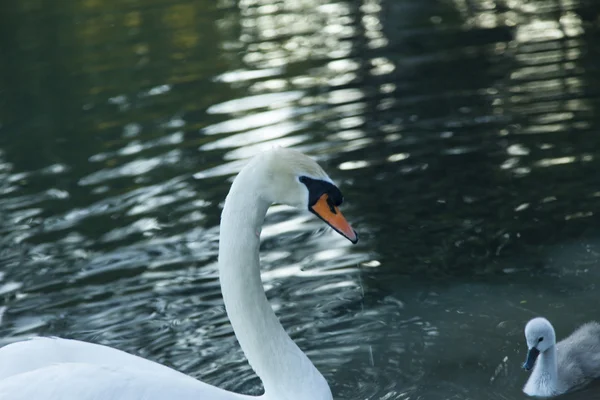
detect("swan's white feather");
top-left (557, 322), bottom-right (600, 378)
top-left (0, 337), bottom-right (187, 381)
top-left (0, 362), bottom-right (253, 400)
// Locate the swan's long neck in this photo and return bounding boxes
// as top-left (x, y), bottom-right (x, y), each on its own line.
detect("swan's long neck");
top-left (218, 167), bottom-right (329, 399)
top-left (538, 345), bottom-right (558, 381)
top-left (527, 345), bottom-right (559, 395)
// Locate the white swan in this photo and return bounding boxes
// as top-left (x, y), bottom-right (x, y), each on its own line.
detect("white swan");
top-left (522, 317), bottom-right (600, 397)
top-left (0, 148), bottom-right (358, 400)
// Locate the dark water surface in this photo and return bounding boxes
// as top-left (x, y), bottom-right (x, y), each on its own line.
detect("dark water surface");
top-left (2, 0), bottom-right (600, 398)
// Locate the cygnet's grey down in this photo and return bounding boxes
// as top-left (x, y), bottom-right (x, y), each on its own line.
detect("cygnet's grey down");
top-left (522, 317), bottom-right (600, 397)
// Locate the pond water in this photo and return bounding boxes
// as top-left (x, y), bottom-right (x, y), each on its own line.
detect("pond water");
top-left (1, 0), bottom-right (600, 398)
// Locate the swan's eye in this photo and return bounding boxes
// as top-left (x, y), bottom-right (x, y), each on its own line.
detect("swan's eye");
top-left (538, 337), bottom-right (544, 342)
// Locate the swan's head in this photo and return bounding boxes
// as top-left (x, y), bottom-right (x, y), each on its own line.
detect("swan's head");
top-left (250, 148), bottom-right (358, 244)
top-left (522, 317), bottom-right (556, 371)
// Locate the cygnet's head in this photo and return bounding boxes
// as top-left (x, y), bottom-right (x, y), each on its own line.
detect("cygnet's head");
top-left (522, 317), bottom-right (556, 371)
top-left (246, 147), bottom-right (358, 244)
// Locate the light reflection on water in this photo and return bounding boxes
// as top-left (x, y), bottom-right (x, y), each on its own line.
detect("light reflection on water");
top-left (1, 0), bottom-right (600, 399)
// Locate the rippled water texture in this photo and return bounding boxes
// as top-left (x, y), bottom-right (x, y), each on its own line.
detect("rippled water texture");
top-left (1, 0), bottom-right (600, 398)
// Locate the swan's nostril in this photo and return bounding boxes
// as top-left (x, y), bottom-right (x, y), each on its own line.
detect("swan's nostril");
top-left (326, 196), bottom-right (337, 214)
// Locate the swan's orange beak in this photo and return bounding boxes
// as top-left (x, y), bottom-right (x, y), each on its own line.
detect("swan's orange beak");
top-left (310, 194), bottom-right (358, 244)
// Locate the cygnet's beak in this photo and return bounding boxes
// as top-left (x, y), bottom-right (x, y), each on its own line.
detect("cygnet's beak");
top-left (522, 347), bottom-right (540, 371)
top-left (310, 193), bottom-right (358, 244)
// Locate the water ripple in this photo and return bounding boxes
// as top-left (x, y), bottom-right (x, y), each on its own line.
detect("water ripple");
top-left (1, 0), bottom-right (600, 399)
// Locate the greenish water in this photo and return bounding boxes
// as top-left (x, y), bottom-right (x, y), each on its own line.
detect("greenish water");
top-left (1, 0), bottom-right (600, 398)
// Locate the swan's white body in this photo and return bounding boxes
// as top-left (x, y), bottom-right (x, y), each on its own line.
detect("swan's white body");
top-left (0, 339), bottom-right (250, 400)
top-left (0, 148), bottom-right (357, 400)
top-left (523, 317), bottom-right (600, 397)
